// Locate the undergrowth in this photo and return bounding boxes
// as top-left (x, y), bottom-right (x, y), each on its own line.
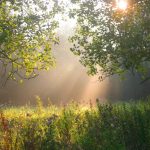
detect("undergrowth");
top-left (0, 99), bottom-right (150, 150)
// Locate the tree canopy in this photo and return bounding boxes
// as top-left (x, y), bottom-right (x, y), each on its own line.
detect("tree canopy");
top-left (0, 0), bottom-right (62, 84)
top-left (69, 0), bottom-right (150, 82)
top-left (1, 0), bottom-right (150, 84)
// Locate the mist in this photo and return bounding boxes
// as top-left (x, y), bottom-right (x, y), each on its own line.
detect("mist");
top-left (0, 20), bottom-right (150, 105)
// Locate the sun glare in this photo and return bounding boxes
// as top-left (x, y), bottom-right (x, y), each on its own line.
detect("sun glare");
top-left (116, 0), bottom-right (128, 10)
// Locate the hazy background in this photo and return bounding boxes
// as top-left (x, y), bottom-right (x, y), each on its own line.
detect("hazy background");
top-left (0, 20), bottom-right (150, 105)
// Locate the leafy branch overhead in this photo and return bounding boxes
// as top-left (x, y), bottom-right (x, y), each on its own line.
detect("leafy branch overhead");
top-left (69, 0), bottom-right (150, 82)
top-left (0, 0), bottom-right (63, 84)
top-left (1, 0), bottom-right (150, 84)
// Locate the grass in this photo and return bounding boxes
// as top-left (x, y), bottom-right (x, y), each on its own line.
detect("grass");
top-left (1, 99), bottom-right (150, 150)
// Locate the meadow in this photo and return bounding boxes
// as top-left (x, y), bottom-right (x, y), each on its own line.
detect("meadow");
top-left (0, 98), bottom-right (150, 150)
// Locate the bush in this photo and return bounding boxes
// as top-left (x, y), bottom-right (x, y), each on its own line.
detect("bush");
top-left (1, 100), bottom-right (150, 150)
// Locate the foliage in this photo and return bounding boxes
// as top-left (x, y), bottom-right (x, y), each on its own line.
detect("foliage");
top-left (1, 99), bottom-right (150, 149)
top-left (0, 0), bottom-right (63, 84)
top-left (69, 0), bottom-right (150, 82)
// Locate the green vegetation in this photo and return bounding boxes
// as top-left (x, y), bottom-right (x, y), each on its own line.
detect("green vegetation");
top-left (1, 99), bottom-right (150, 150)
top-left (70, 0), bottom-right (150, 82)
top-left (0, 0), bottom-right (62, 83)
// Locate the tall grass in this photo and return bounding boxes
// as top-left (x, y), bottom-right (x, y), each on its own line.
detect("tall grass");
top-left (0, 99), bottom-right (150, 150)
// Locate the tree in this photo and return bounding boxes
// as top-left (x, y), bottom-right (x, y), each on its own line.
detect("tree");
top-left (0, 0), bottom-right (62, 84)
top-left (69, 0), bottom-right (150, 82)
